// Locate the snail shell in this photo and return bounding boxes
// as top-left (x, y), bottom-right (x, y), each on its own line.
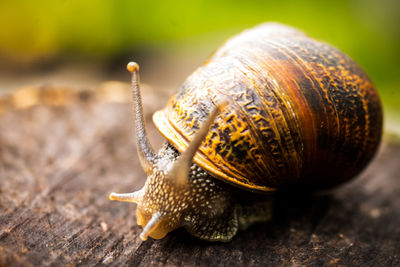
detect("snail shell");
top-left (153, 23), bottom-right (382, 191)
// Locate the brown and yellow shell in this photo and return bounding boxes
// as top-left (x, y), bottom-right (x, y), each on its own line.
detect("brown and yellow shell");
top-left (153, 23), bottom-right (383, 192)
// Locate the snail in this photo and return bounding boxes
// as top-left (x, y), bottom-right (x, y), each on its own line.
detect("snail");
top-left (109, 23), bottom-right (382, 242)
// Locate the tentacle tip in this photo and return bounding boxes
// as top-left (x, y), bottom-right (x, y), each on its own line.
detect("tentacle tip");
top-left (127, 62), bottom-right (139, 73)
top-left (216, 99), bottom-right (229, 110)
top-left (139, 233), bottom-right (148, 241)
top-left (109, 192), bottom-right (118, 201)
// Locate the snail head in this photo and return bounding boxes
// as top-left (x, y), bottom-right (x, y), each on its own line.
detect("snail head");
top-left (109, 62), bottom-right (224, 241)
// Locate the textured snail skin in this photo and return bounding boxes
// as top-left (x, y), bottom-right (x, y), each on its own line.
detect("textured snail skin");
top-left (154, 23), bottom-right (382, 191)
top-left (111, 23), bottom-right (382, 242)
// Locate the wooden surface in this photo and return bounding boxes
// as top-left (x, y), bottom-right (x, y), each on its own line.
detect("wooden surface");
top-left (0, 85), bottom-right (399, 266)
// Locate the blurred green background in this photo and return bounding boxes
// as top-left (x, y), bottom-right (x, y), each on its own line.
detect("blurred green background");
top-left (0, 0), bottom-right (399, 131)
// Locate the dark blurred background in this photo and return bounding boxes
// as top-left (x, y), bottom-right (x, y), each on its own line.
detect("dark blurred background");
top-left (0, 0), bottom-right (399, 132)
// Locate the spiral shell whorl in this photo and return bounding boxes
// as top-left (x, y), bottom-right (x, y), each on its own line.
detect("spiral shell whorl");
top-left (153, 23), bottom-right (382, 191)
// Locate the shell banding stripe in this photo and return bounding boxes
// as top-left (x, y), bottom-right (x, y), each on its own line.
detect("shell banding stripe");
top-left (203, 59), bottom-right (302, 187)
top-left (155, 60), bottom-right (304, 190)
top-left (195, 63), bottom-right (276, 184)
top-left (227, 49), bottom-right (304, 183)
top-left (268, 37), bottom-right (381, 185)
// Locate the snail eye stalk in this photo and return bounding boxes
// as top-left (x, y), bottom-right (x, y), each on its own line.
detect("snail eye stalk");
top-left (168, 102), bottom-right (226, 186)
top-left (127, 62), bottom-right (158, 175)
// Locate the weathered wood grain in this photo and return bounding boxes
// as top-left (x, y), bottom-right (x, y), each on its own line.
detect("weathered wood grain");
top-left (0, 85), bottom-right (399, 266)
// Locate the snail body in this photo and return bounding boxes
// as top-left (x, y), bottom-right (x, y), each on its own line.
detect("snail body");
top-left (110, 23), bottom-right (382, 242)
